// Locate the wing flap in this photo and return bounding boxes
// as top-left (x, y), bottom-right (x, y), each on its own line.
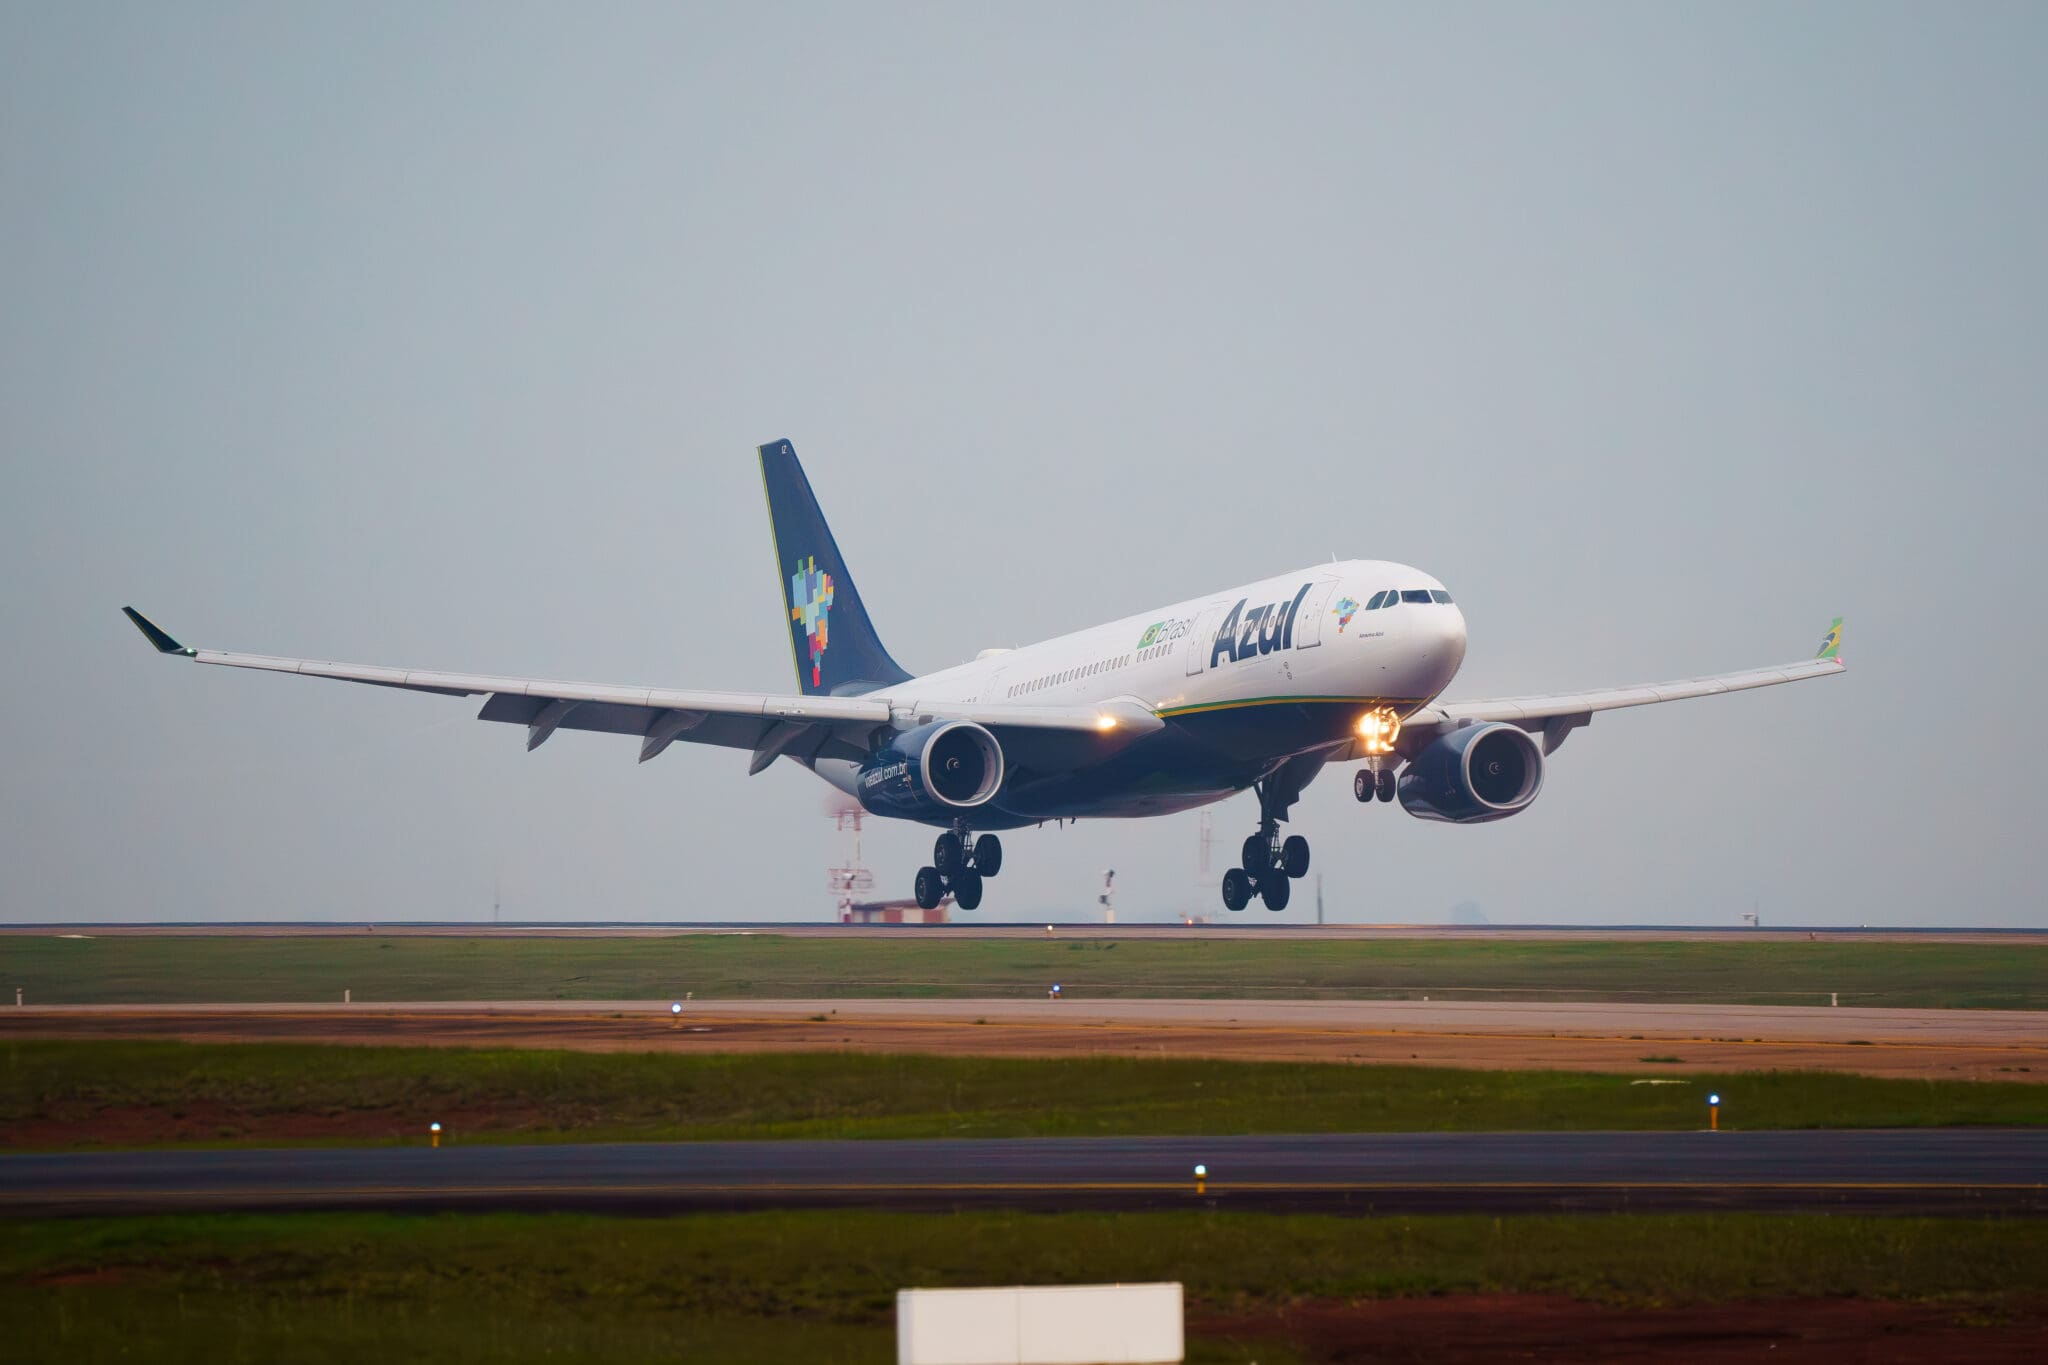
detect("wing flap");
top-left (127, 609), bottom-right (1168, 770)
top-left (182, 643), bottom-right (894, 724)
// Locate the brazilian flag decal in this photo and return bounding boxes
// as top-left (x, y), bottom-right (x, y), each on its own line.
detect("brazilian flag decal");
top-left (1814, 617), bottom-right (1844, 660)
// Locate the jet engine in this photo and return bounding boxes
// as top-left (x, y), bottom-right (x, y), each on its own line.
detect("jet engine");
top-left (855, 720), bottom-right (1005, 821)
top-left (1397, 722), bottom-right (1544, 824)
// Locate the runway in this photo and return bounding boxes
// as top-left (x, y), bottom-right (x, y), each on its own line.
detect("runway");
top-left (4, 1130), bottom-right (2043, 1217)
top-left (8, 921), bottom-right (2046, 943)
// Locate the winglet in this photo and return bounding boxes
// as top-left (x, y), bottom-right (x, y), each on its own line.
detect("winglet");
top-left (122, 607), bottom-right (196, 657)
top-left (1814, 616), bottom-right (1844, 661)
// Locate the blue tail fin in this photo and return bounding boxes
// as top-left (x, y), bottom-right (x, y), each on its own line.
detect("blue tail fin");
top-left (759, 439), bottom-right (912, 696)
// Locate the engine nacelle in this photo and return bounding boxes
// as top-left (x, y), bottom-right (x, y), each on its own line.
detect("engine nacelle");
top-left (855, 720), bottom-right (1005, 821)
top-left (1397, 722), bottom-right (1544, 824)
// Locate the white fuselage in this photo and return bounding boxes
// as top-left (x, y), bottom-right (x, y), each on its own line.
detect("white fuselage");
top-left (811, 559), bottom-right (1468, 813)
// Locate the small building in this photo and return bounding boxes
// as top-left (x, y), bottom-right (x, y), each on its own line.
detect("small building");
top-left (843, 898), bottom-right (950, 926)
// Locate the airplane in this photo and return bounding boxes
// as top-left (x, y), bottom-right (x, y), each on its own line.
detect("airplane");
top-left (123, 439), bottom-right (1847, 913)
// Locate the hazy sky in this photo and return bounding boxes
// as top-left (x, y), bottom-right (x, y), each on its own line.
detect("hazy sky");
top-left (3, 3), bottom-right (2042, 926)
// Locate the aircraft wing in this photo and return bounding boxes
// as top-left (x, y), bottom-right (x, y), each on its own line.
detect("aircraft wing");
top-left (1374, 619), bottom-right (1848, 758)
top-left (122, 608), bottom-right (1158, 773)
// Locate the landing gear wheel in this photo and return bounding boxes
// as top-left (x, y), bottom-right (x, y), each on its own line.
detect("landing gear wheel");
top-left (951, 869), bottom-right (984, 911)
top-left (1241, 833), bottom-right (1271, 873)
top-left (913, 866), bottom-right (946, 910)
top-left (1260, 873), bottom-right (1292, 912)
top-left (1281, 835), bottom-right (1310, 879)
top-left (934, 832), bottom-right (965, 877)
top-left (1220, 868), bottom-right (1252, 912)
top-left (1354, 770), bottom-right (1372, 802)
top-left (973, 834), bottom-right (1003, 878)
top-left (1377, 769), bottom-right (1397, 802)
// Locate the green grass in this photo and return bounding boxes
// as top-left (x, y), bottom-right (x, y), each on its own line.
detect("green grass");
top-left (3, 1211), bottom-right (2045, 1364)
top-left (5, 933), bottom-right (2046, 1007)
top-left (6, 1040), bottom-right (2044, 1150)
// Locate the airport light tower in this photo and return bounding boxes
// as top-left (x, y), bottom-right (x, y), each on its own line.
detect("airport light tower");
top-left (827, 804), bottom-right (876, 921)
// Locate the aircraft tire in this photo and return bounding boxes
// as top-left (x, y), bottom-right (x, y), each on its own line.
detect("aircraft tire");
top-left (1220, 868), bottom-right (1252, 912)
top-left (1354, 770), bottom-right (1372, 802)
top-left (934, 832), bottom-right (965, 876)
top-left (1261, 872), bottom-right (1292, 912)
top-left (1377, 769), bottom-right (1397, 802)
top-left (1241, 833), bottom-right (1270, 872)
top-left (913, 866), bottom-right (946, 910)
top-left (1281, 835), bottom-right (1310, 879)
top-left (952, 869), bottom-right (984, 911)
top-left (973, 834), bottom-right (1003, 878)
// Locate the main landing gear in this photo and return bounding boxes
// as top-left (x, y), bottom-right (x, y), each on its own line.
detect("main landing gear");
top-left (915, 823), bottom-right (1002, 911)
top-left (1221, 765), bottom-right (1320, 913)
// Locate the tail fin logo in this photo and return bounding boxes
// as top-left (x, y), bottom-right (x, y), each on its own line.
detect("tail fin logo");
top-left (1815, 617), bottom-right (1844, 660)
top-left (790, 555), bottom-right (837, 687)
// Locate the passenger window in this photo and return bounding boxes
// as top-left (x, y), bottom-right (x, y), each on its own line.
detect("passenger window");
top-left (1401, 590), bottom-right (1432, 604)
top-left (1366, 590), bottom-right (1387, 610)
top-left (1430, 590), bottom-right (1453, 605)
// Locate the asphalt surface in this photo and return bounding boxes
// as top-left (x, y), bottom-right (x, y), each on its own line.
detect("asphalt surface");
top-left (5, 1130), bottom-right (2042, 1217)
top-left (9, 922), bottom-right (2046, 942)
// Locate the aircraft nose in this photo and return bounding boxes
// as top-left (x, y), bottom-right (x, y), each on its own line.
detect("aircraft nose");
top-left (1414, 603), bottom-right (1467, 687)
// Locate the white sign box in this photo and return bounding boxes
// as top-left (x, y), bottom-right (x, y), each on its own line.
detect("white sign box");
top-left (897, 1282), bottom-right (1184, 1365)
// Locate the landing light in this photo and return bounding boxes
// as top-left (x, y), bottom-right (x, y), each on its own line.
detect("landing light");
top-left (1095, 715), bottom-right (1117, 731)
top-left (1355, 707), bottom-right (1402, 755)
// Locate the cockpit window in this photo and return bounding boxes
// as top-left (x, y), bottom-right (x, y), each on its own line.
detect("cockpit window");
top-left (1401, 589), bottom-right (1433, 604)
top-left (1430, 589), bottom-right (1453, 605)
top-left (1365, 590), bottom-right (1388, 610)
top-left (1379, 587), bottom-right (1399, 607)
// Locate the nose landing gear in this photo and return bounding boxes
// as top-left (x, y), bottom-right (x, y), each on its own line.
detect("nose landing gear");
top-left (1352, 708), bottom-right (1402, 804)
top-left (915, 824), bottom-right (1003, 911)
top-left (1353, 766), bottom-right (1397, 802)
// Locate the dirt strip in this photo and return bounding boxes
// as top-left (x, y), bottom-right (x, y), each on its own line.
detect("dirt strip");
top-left (1195, 1295), bottom-right (2048, 1363)
top-left (7, 1006), bottom-right (2045, 1081)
